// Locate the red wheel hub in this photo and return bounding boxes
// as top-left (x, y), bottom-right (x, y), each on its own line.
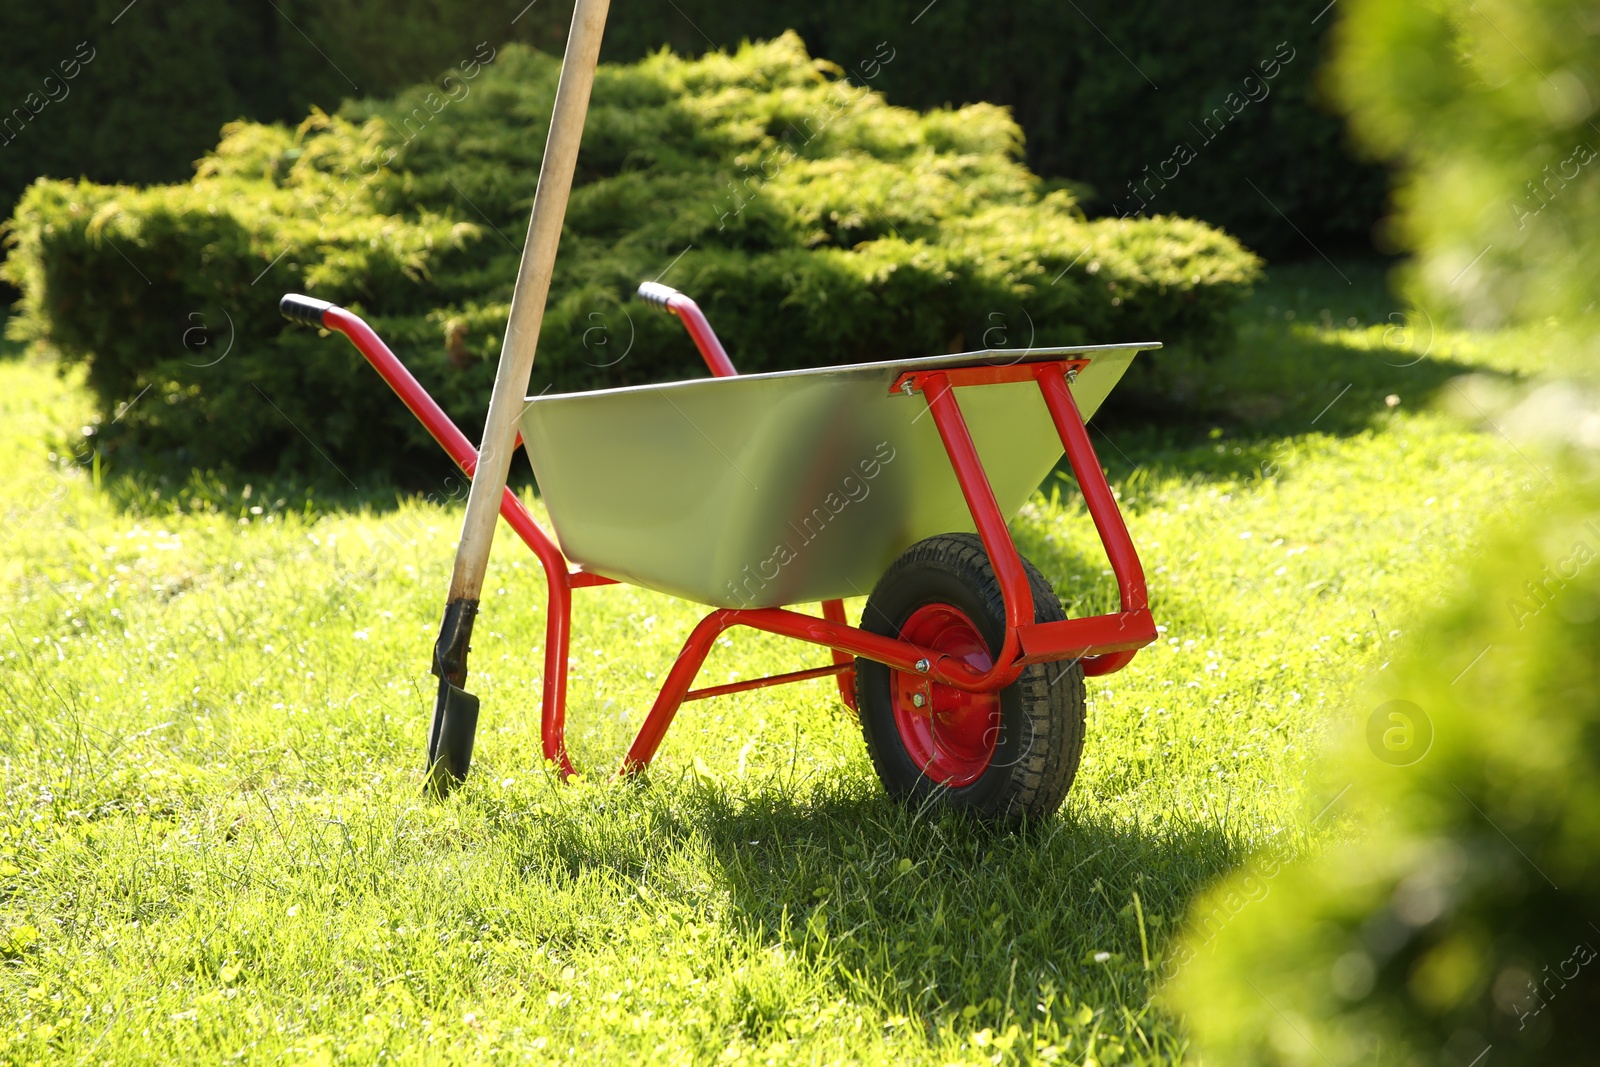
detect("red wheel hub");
top-left (891, 603), bottom-right (999, 787)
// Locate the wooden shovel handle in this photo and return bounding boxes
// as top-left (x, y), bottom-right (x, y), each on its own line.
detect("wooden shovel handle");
top-left (446, 0), bottom-right (611, 602)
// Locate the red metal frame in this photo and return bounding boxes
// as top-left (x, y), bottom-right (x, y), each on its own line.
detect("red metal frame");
top-left (309, 297), bottom-right (1154, 781)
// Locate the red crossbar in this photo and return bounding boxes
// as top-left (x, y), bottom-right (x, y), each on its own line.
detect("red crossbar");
top-left (890, 358), bottom-right (1088, 394)
top-left (684, 662), bottom-right (853, 702)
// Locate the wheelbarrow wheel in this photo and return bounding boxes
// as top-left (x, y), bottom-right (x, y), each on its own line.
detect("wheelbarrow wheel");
top-left (854, 533), bottom-right (1085, 823)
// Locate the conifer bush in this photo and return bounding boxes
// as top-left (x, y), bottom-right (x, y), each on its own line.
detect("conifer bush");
top-left (4, 34), bottom-right (1260, 479)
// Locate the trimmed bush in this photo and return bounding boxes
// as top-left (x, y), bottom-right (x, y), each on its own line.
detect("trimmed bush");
top-left (4, 35), bottom-right (1259, 481)
top-left (594, 0), bottom-right (1390, 257)
top-left (0, 1), bottom-right (1387, 260)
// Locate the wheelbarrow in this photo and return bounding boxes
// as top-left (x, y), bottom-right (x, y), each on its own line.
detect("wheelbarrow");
top-left (280, 285), bottom-right (1158, 821)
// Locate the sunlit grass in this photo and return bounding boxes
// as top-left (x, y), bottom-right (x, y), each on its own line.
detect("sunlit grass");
top-left (0, 267), bottom-right (1547, 1064)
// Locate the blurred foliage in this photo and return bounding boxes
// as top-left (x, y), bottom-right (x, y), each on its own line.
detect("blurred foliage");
top-left (1166, 2), bottom-right (1600, 1061)
top-left (1331, 0), bottom-right (1600, 329)
top-left (0, 0), bottom-right (1386, 259)
top-left (1167, 437), bottom-right (1600, 1063)
top-left (3, 36), bottom-right (1259, 481)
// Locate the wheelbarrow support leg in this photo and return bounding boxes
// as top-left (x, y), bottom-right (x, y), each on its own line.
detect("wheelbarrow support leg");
top-left (821, 599), bottom-right (857, 711)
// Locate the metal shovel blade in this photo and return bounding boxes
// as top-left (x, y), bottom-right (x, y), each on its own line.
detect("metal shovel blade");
top-left (426, 678), bottom-right (480, 793)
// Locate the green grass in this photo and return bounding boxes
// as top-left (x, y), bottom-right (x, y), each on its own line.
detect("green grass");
top-left (0, 261), bottom-right (1550, 1064)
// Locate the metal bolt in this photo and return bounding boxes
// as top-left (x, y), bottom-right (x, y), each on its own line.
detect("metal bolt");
top-left (1066, 367), bottom-right (1079, 384)
top-left (911, 692), bottom-right (927, 708)
top-left (900, 380), bottom-right (916, 396)
top-left (915, 658), bottom-right (930, 673)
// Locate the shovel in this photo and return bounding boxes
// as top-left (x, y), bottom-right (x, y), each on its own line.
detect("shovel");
top-left (425, 0), bottom-right (611, 794)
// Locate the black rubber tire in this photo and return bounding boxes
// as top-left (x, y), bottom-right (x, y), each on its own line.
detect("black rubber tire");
top-left (854, 533), bottom-right (1086, 823)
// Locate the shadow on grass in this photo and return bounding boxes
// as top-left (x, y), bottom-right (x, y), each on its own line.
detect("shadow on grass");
top-left (1092, 255), bottom-right (1518, 468)
top-left (82, 449), bottom-right (541, 520)
top-left (512, 778), bottom-right (1242, 1031)
top-left (1100, 318), bottom-right (1511, 451)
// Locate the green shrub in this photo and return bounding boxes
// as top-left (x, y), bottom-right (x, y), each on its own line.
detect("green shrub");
top-left (594, 0), bottom-right (1390, 257)
top-left (0, 1), bottom-right (1384, 264)
top-left (0, 0), bottom-right (572, 225)
top-left (3, 35), bottom-right (1260, 481)
top-left (1163, 4), bottom-right (1600, 1060)
top-left (1331, 0), bottom-right (1600, 329)
top-left (1165, 444), bottom-right (1600, 1062)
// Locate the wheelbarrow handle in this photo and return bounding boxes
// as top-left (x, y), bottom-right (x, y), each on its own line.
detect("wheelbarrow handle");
top-left (635, 281), bottom-right (679, 308)
top-left (635, 282), bottom-right (737, 378)
top-left (279, 293), bottom-right (335, 327)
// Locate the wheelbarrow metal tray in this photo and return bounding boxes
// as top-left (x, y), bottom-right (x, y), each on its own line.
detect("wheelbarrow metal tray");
top-left (519, 343), bottom-right (1155, 608)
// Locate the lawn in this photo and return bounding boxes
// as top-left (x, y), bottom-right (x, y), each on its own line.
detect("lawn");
top-left (0, 261), bottom-right (1545, 1064)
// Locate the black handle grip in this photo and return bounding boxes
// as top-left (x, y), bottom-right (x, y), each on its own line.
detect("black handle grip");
top-left (636, 281), bottom-right (679, 309)
top-left (279, 293), bottom-right (336, 327)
